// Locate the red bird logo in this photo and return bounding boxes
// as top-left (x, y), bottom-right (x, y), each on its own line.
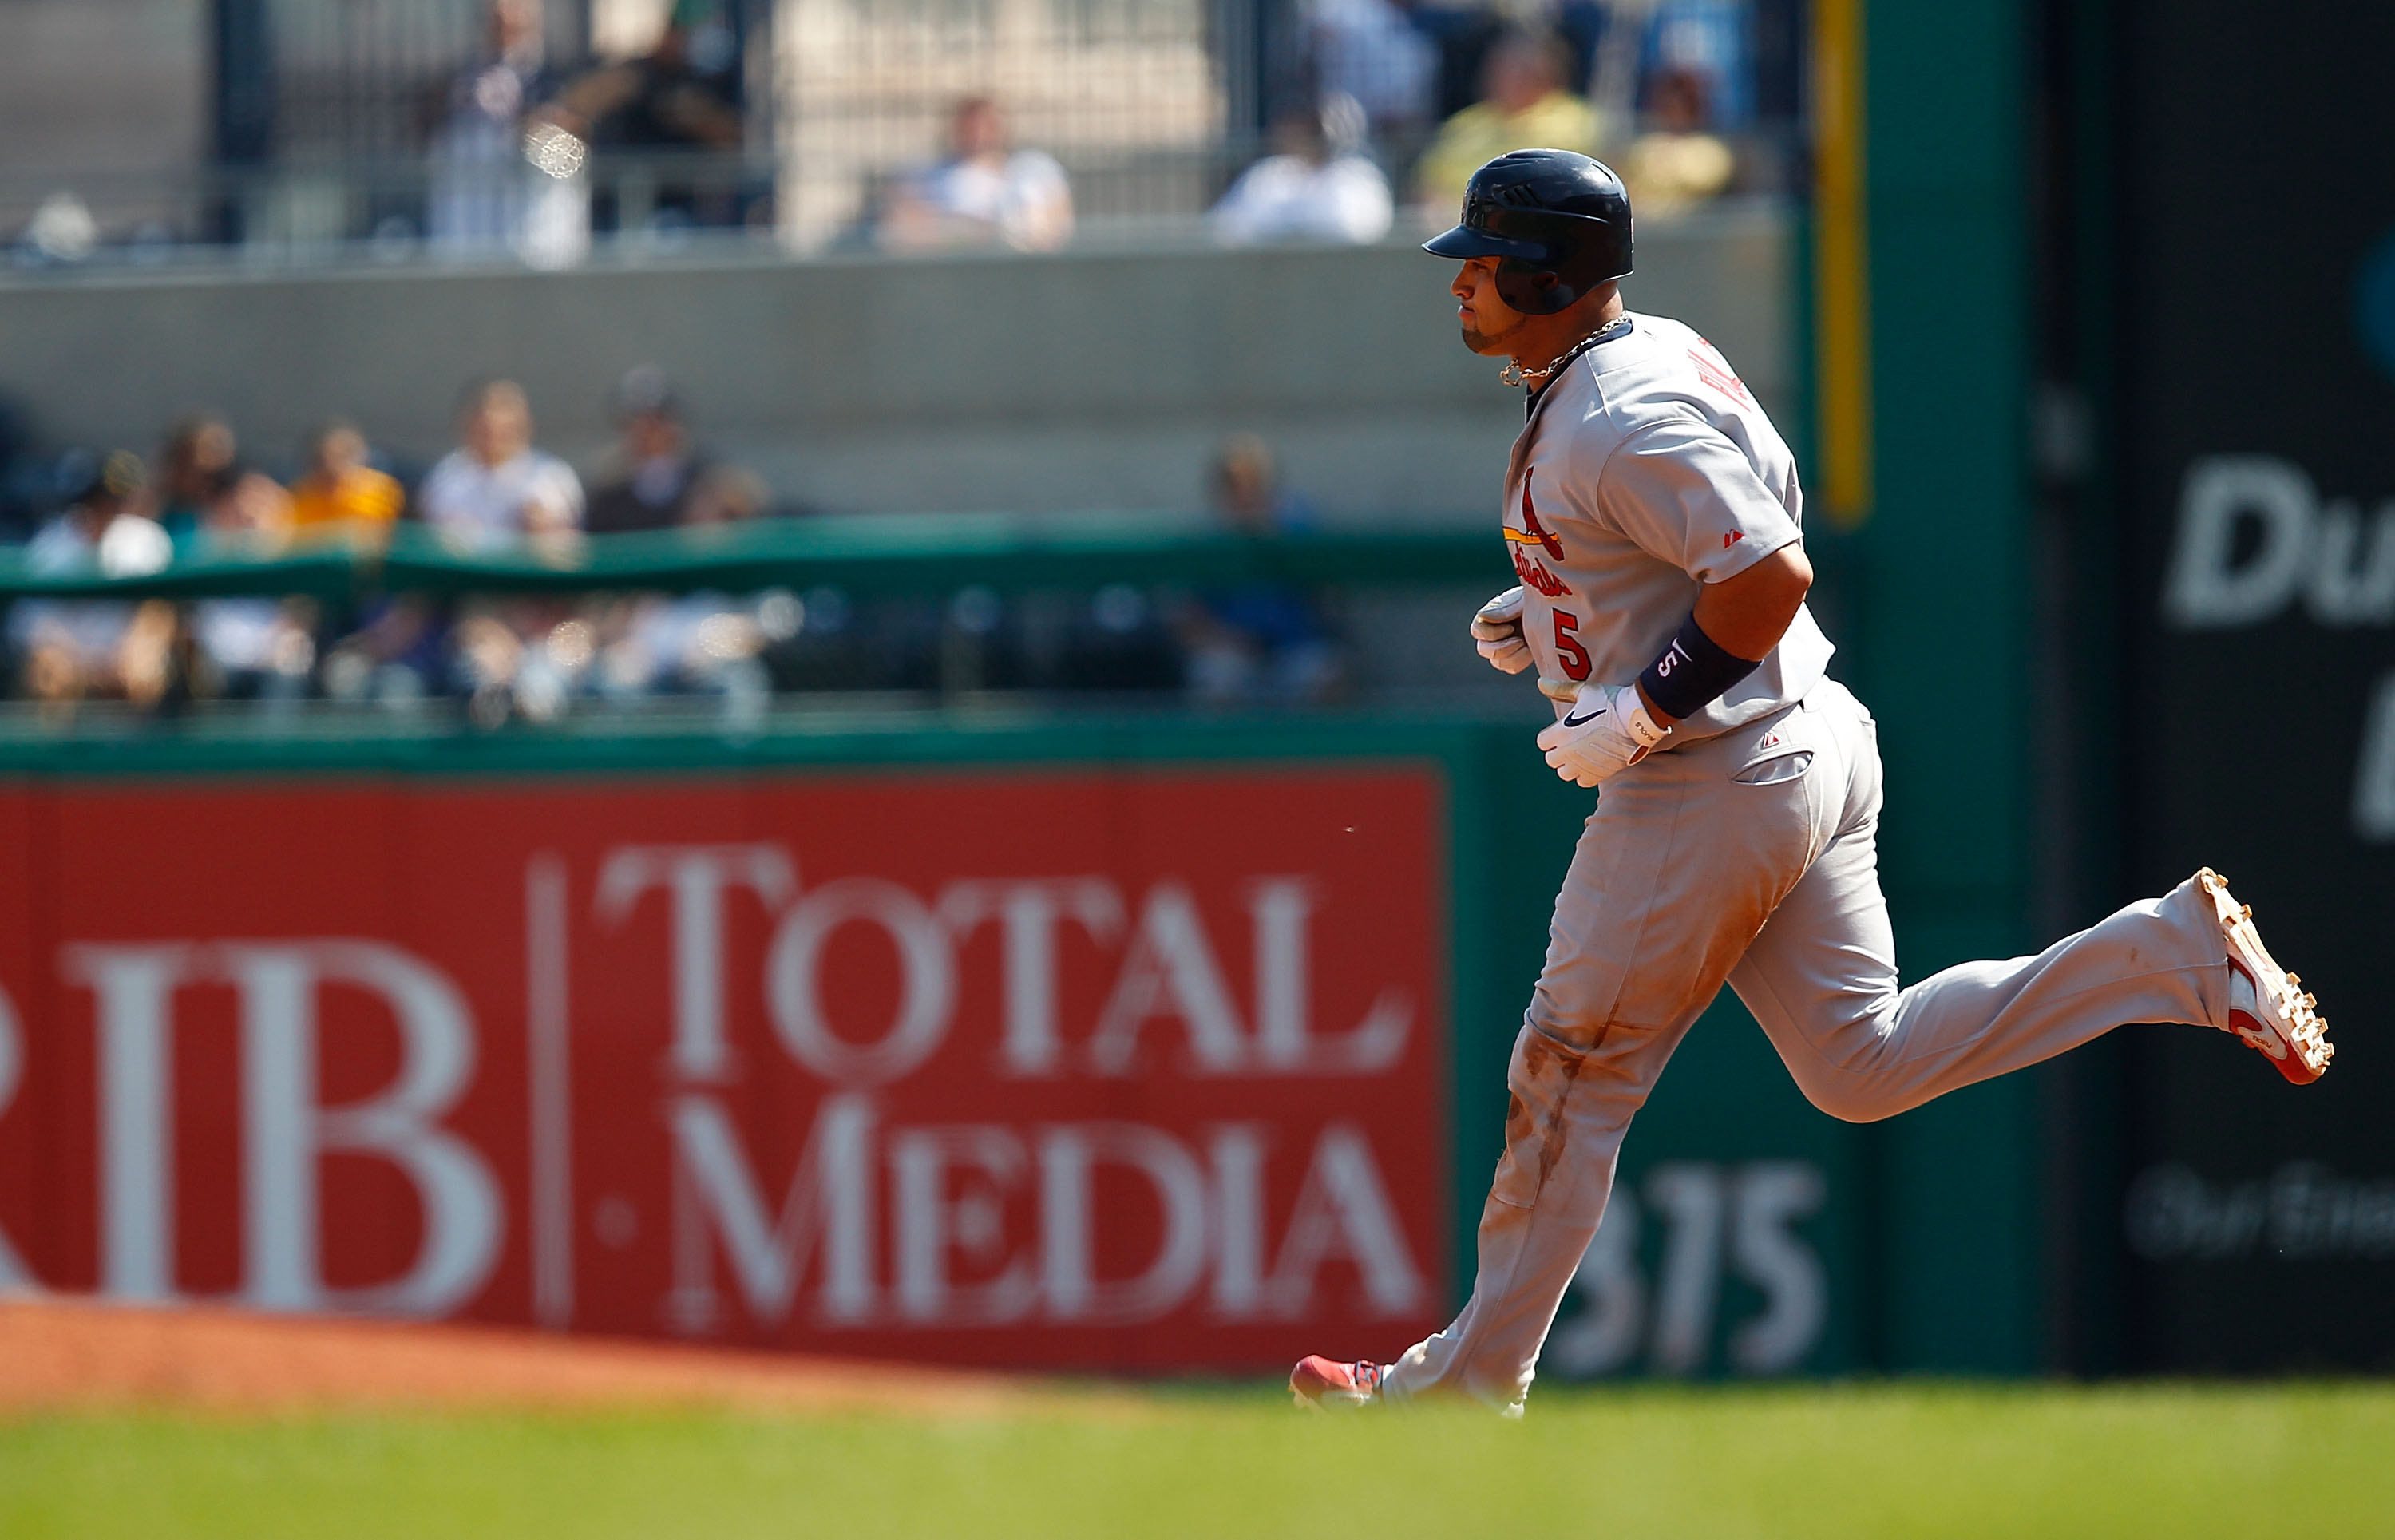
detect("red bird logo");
top-left (1502, 469), bottom-right (1566, 560)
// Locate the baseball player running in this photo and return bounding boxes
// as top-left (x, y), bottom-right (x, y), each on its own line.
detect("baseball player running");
top-left (1292, 149), bottom-right (2334, 1415)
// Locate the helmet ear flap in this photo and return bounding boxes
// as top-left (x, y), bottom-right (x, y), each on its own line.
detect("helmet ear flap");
top-left (1495, 259), bottom-right (1576, 317)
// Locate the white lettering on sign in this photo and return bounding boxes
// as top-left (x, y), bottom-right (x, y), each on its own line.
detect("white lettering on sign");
top-left (1644, 1162), bottom-right (1728, 1375)
top-left (223, 941), bottom-right (501, 1315)
top-left (2126, 1160), bottom-right (2395, 1261)
top-left (1547, 1160), bottom-right (1830, 1378)
top-left (597, 848), bottom-right (1419, 1084)
top-left (0, 977), bottom-right (29, 1289)
top-left (767, 877), bottom-right (956, 1087)
top-left (1037, 1122), bottom-right (1211, 1324)
top-left (1727, 1162), bottom-right (1830, 1373)
top-left (2164, 455), bottom-right (2395, 629)
top-left (596, 845), bottom-right (797, 1083)
top-left (938, 878), bottom-right (1124, 1078)
top-left (57, 940), bottom-right (499, 1314)
top-left (891, 1124), bottom-right (1038, 1324)
top-left (1087, 882), bottom-right (1249, 1075)
top-left (2163, 457), bottom-right (2395, 845)
top-left (1249, 879), bottom-right (1411, 1073)
top-left (22, 843), bottom-right (1428, 1335)
top-left (1263, 1122), bottom-right (1424, 1316)
top-left (1205, 1124), bottom-right (1271, 1316)
top-left (660, 1103), bottom-right (1425, 1332)
top-left (61, 943), bottom-right (194, 1303)
top-left (667, 1090), bottom-right (880, 1330)
top-left (2351, 671), bottom-right (2395, 841)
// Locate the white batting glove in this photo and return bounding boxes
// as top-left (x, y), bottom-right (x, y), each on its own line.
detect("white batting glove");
top-left (1536, 682), bottom-right (1670, 788)
top-left (1471, 586), bottom-right (1532, 674)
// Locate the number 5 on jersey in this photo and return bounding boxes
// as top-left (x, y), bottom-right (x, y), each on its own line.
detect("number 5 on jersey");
top-left (1553, 609), bottom-right (1592, 680)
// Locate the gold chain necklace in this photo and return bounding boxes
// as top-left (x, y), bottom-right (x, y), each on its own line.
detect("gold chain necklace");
top-left (1500, 313), bottom-right (1633, 390)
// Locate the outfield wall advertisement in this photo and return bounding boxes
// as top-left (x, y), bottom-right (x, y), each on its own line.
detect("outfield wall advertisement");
top-left (0, 768), bottom-right (1450, 1372)
top-left (2115, 2), bottom-right (2395, 1369)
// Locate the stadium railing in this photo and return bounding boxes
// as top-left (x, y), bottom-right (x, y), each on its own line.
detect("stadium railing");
top-left (0, 514), bottom-right (1517, 731)
top-left (0, 514), bottom-right (1496, 603)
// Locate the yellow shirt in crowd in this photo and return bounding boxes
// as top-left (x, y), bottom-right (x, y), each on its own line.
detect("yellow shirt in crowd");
top-left (287, 466), bottom-right (405, 537)
top-left (1415, 92), bottom-right (1605, 214)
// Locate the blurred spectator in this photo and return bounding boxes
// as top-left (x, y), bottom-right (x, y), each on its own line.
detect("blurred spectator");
top-left (549, 0), bottom-right (744, 154)
top-left (1174, 435), bottom-right (1342, 704)
top-left (1643, 0), bottom-right (1754, 130)
top-left (545, 0), bottom-right (746, 234)
top-left (7, 451), bottom-right (178, 711)
top-left (18, 451), bottom-right (164, 580)
top-left (1210, 96), bottom-right (1394, 247)
top-left (596, 590), bottom-right (773, 714)
top-left (430, 0), bottom-right (580, 260)
top-left (415, 382), bottom-right (584, 723)
top-left (1405, 3), bottom-right (1512, 123)
top-left (1621, 65), bottom-right (1736, 215)
top-left (287, 422), bottom-right (406, 548)
top-left (1414, 30), bottom-right (1602, 214)
top-left (585, 367), bottom-right (709, 535)
top-left (418, 380), bottom-right (584, 551)
top-left (450, 595), bottom-right (592, 724)
top-left (198, 457), bottom-right (294, 548)
top-left (148, 415), bottom-right (239, 552)
top-left (190, 595), bottom-right (318, 705)
top-left (187, 459), bottom-right (311, 703)
top-left (140, 414), bottom-right (295, 558)
top-left (320, 596), bottom-right (446, 709)
top-left (683, 465), bottom-right (770, 526)
top-left (880, 98), bottom-right (1074, 254)
top-left (1304, 0), bottom-right (1439, 133)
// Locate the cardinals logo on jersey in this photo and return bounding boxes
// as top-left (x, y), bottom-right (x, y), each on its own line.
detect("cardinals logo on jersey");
top-left (1502, 469), bottom-right (1566, 560)
top-left (1502, 468), bottom-right (1574, 595)
top-left (1513, 544), bottom-right (1571, 596)
top-left (1689, 341), bottom-right (1752, 406)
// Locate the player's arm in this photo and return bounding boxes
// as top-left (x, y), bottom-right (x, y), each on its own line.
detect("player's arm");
top-left (1593, 418), bottom-right (1811, 724)
top-left (1647, 543), bottom-right (1812, 722)
top-left (1537, 420), bottom-right (1809, 787)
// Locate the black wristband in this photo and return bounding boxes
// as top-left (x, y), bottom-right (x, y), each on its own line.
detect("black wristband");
top-left (1636, 612), bottom-right (1761, 721)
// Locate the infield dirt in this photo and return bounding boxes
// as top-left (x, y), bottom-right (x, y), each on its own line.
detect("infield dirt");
top-left (0, 1296), bottom-right (1106, 1416)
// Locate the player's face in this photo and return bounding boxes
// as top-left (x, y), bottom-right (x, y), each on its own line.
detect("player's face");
top-left (1452, 257), bottom-right (1524, 354)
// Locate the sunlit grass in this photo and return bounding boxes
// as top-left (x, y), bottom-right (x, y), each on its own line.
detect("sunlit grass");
top-left (2, 1380), bottom-right (2385, 1539)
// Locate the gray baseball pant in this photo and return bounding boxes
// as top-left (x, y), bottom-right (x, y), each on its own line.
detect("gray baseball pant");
top-left (1381, 678), bottom-right (2231, 1412)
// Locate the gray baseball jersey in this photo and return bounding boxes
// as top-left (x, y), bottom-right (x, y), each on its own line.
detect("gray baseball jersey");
top-left (1375, 311), bottom-right (2246, 1414)
top-left (1499, 312), bottom-right (1834, 742)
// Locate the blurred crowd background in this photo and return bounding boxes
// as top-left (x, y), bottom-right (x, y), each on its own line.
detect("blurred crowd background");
top-left (0, 0), bottom-right (1793, 727)
top-left (0, 374), bottom-right (1352, 723)
top-left (0, 0), bottom-right (1791, 264)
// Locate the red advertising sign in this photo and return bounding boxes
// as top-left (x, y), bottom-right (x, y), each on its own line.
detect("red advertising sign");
top-left (0, 766), bottom-right (1447, 1371)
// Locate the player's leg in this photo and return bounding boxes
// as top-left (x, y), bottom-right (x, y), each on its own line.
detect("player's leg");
top-left (1368, 714), bottom-right (1822, 1413)
top-left (1728, 681), bottom-right (2319, 1121)
top-left (1369, 1000), bottom-right (1699, 1412)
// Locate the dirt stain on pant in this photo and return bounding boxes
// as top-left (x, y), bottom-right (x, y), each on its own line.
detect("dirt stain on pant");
top-left (1506, 1027), bottom-right (1601, 1202)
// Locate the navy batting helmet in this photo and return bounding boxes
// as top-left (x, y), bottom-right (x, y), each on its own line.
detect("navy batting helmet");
top-left (1423, 149), bottom-right (1633, 315)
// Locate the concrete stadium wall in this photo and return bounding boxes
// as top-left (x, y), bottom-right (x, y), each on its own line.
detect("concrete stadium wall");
top-left (0, 205), bottom-right (1789, 525)
top-left (0, 2), bottom-right (206, 188)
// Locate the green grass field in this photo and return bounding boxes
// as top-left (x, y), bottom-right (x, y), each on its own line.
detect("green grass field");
top-left (3, 1382), bottom-right (2388, 1539)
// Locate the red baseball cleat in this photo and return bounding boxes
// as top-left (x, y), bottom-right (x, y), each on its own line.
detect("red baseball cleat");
top-left (1289, 1356), bottom-right (1387, 1411)
top-left (2199, 869), bottom-right (2333, 1085)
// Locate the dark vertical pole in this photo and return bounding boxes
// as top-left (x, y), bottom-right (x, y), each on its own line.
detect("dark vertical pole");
top-left (214, 0), bottom-right (276, 164)
top-left (212, 0), bottom-right (275, 243)
top-left (1206, 0), bottom-right (1282, 189)
top-left (1258, 0), bottom-right (1305, 133)
top-left (2025, 0), bottom-right (2126, 1378)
